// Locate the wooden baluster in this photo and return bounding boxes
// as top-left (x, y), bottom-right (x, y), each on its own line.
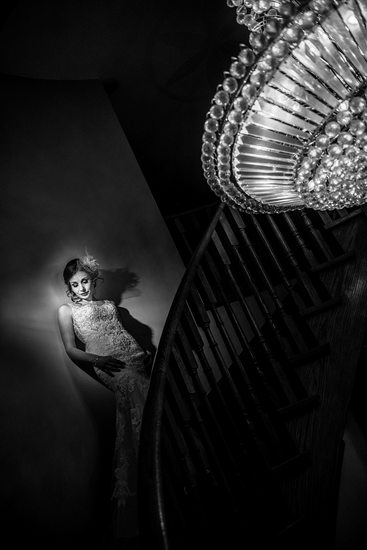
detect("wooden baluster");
top-left (209, 230), bottom-right (293, 406)
top-left (171, 342), bottom-right (243, 495)
top-left (170, 212), bottom-right (304, 413)
top-left (245, 213), bottom-right (319, 343)
top-left (189, 282), bottom-right (296, 462)
top-left (173, 210), bottom-right (318, 447)
top-left (249, 214), bottom-right (318, 311)
top-left (213, 221), bottom-right (297, 392)
top-left (173, 348), bottom-right (254, 509)
top-left (176, 318), bottom-right (259, 469)
top-left (174, 321), bottom-right (250, 482)
top-left (203, 244), bottom-right (290, 406)
top-left (183, 295), bottom-right (272, 469)
top-left (265, 214), bottom-right (330, 303)
top-left (189, 280), bottom-right (270, 423)
top-left (296, 211), bottom-right (334, 263)
top-left (216, 217), bottom-right (310, 401)
top-left (165, 371), bottom-right (218, 490)
top-left (217, 220), bottom-right (307, 399)
top-left (200, 249), bottom-right (309, 453)
top-left (224, 210), bottom-right (303, 354)
top-left (228, 209), bottom-right (317, 346)
top-left (201, 253), bottom-right (284, 401)
top-left (179, 302), bottom-right (307, 523)
top-left (282, 212), bottom-right (320, 267)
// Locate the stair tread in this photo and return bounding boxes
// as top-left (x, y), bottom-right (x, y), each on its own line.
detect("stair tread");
top-left (287, 342), bottom-right (330, 366)
top-left (299, 296), bottom-right (343, 317)
top-left (310, 250), bottom-right (355, 272)
top-left (278, 394), bottom-right (320, 419)
top-left (271, 451), bottom-right (311, 477)
top-left (323, 208), bottom-right (362, 229)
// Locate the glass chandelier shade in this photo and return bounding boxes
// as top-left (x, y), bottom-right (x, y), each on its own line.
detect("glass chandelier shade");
top-left (202, 0), bottom-right (367, 213)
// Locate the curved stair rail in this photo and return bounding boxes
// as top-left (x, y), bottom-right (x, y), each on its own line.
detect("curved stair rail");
top-left (138, 202), bottom-right (367, 550)
top-left (138, 203), bottom-right (226, 550)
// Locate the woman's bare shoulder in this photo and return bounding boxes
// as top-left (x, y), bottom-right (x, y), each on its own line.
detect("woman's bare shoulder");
top-left (58, 303), bottom-right (72, 318)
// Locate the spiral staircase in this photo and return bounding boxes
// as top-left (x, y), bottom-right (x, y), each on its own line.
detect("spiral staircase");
top-left (137, 202), bottom-right (367, 550)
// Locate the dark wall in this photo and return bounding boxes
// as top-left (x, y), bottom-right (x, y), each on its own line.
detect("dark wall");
top-left (0, 75), bottom-right (183, 547)
top-left (0, 0), bottom-right (246, 215)
top-left (0, 0), bottom-right (143, 79)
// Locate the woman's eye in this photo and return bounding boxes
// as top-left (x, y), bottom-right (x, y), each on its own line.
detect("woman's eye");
top-left (82, 279), bottom-right (89, 284)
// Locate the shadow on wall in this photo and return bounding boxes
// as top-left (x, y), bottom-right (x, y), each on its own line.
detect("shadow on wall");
top-left (97, 267), bottom-right (140, 304)
top-left (98, 267), bottom-right (156, 355)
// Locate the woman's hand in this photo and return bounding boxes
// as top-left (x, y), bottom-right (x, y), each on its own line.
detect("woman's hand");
top-left (92, 355), bottom-right (125, 376)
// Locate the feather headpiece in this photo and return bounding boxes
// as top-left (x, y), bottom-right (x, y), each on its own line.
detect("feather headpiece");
top-left (79, 253), bottom-right (99, 275)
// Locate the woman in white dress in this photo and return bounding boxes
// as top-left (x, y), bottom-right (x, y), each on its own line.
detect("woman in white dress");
top-left (57, 255), bottom-right (151, 549)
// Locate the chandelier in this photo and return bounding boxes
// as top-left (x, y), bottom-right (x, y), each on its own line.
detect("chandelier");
top-left (201, 0), bottom-right (367, 213)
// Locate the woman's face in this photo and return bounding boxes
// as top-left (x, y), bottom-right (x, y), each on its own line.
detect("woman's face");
top-left (69, 270), bottom-right (93, 301)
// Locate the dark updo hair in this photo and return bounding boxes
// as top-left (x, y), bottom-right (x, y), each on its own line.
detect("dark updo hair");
top-left (63, 255), bottom-right (100, 302)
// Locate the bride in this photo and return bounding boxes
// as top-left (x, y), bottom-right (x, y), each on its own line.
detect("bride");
top-left (57, 255), bottom-right (151, 549)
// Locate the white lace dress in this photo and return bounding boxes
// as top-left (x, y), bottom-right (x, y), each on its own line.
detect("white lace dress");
top-left (70, 299), bottom-right (150, 541)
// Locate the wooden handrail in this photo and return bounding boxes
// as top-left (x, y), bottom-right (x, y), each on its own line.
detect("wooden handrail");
top-left (138, 203), bottom-right (225, 550)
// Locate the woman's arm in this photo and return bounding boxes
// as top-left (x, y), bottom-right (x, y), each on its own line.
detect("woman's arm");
top-left (57, 304), bottom-right (124, 376)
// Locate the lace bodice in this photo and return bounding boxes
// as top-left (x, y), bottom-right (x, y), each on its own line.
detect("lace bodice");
top-left (70, 299), bottom-right (145, 366)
